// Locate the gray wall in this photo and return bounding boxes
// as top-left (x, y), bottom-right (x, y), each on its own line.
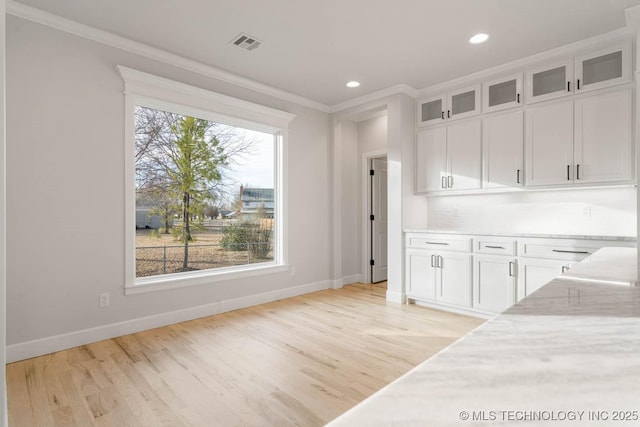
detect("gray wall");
top-left (6, 16), bottom-right (332, 347)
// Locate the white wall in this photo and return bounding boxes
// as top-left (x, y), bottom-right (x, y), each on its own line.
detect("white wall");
top-left (0, 0), bottom-right (7, 423)
top-left (426, 187), bottom-right (636, 236)
top-left (339, 121), bottom-right (359, 281)
top-left (6, 17), bottom-right (332, 357)
top-left (357, 115), bottom-right (387, 155)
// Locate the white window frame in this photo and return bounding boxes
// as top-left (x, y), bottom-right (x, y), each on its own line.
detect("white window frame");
top-left (118, 66), bottom-right (294, 295)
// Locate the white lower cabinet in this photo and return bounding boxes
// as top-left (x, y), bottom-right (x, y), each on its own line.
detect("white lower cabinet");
top-left (516, 258), bottom-right (573, 301)
top-left (406, 232), bottom-right (635, 316)
top-left (437, 252), bottom-right (472, 307)
top-left (473, 255), bottom-right (516, 313)
top-left (405, 246), bottom-right (471, 308)
top-left (406, 249), bottom-right (437, 300)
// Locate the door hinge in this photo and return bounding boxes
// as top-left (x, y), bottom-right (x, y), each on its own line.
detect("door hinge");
top-left (369, 214), bottom-right (374, 221)
top-left (370, 169), bottom-right (375, 176)
top-left (369, 259), bottom-right (375, 266)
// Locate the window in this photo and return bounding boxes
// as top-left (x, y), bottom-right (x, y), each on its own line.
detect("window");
top-left (119, 67), bottom-right (294, 293)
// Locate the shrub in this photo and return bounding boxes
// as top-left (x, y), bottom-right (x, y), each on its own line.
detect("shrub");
top-left (221, 223), bottom-right (250, 251)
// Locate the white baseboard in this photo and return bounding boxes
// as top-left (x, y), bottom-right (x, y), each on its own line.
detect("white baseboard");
top-left (7, 280), bottom-right (331, 363)
top-left (330, 279), bottom-right (343, 289)
top-left (341, 274), bottom-right (363, 286)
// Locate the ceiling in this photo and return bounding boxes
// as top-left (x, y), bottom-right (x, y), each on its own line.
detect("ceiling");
top-left (11, 0), bottom-right (640, 107)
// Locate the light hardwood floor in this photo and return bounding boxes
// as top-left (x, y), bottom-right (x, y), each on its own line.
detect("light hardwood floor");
top-left (7, 283), bottom-right (485, 426)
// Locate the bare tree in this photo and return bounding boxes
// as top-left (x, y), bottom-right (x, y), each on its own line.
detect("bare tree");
top-left (135, 106), bottom-right (258, 272)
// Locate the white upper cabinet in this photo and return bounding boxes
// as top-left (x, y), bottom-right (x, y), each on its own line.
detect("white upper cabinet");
top-left (415, 120), bottom-right (481, 193)
top-left (418, 85), bottom-right (480, 126)
top-left (525, 87), bottom-right (632, 187)
top-left (526, 42), bottom-right (631, 104)
top-left (526, 58), bottom-right (574, 104)
top-left (482, 110), bottom-right (524, 189)
top-left (447, 120), bottom-right (482, 190)
top-left (482, 73), bottom-right (523, 113)
top-left (419, 95), bottom-right (446, 126)
top-left (447, 85), bottom-right (481, 121)
top-left (525, 100), bottom-right (574, 186)
top-left (574, 88), bottom-right (633, 183)
top-left (416, 126), bottom-right (447, 193)
top-left (575, 43), bottom-right (631, 93)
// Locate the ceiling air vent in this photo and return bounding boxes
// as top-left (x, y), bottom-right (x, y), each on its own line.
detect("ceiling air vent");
top-left (230, 33), bottom-right (262, 51)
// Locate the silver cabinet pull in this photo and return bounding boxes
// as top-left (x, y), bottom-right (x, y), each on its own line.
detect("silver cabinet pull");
top-left (425, 242), bottom-right (450, 246)
top-left (576, 164), bottom-right (580, 180)
top-left (485, 245), bottom-right (505, 249)
top-left (436, 255), bottom-right (443, 268)
top-left (508, 261), bottom-right (515, 277)
top-left (516, 169), bottom-right (521, 184)
top-left (447, 175), bottom-right (453, 188)
top-left (441, 176), bottom-right (447, 189)
top-left (552, 249), bottom-right (589, 254)
top-left (431, 254), bottom-right (436, 268)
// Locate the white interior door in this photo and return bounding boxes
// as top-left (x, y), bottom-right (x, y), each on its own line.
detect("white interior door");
top-left (371, 157), bottom-right (388, 283)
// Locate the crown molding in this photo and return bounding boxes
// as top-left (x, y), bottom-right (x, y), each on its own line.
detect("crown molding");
top-left (6, 0), bottom-right (332, 113)
top-left (329, 84), bottom-right (417, 114)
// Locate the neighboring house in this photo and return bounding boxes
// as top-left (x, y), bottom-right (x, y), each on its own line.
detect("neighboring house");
top-left (239, 185), bottom-right (274, 218)
top-left (136, 207), bottom-right (173, 229)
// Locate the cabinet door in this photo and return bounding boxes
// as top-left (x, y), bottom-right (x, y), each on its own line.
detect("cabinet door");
top-left (516, 258), bottom-right (565, 301)
top-left (482, 111), bottom-right (524, 188)
top-left (575, 43), bottom-right (631, 93)
top-left (418, 95), bottom-right (446, 126)
top-left (416, 127), bottom-right (447, 193)
top-left (525, 101), bottom-right (574, 186)
top-left (574, 88), bottom-right (632, 184)
top-left (474, 255), bottom-right (516, 313)
top-left (446, 85), bottom-right (481, 121)
top-left (437, 252), bottom-right (472, 307)
top-left (483, 73), bottom-right (523, 113)
top-left (406, 249), bottom-right (437, 300)
top-left (526, 59), bottom-right (573, 104)
top-left (447, 119), bottom-right (481, 190)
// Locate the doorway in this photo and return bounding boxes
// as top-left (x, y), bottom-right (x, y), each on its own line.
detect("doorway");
top-left (369, 156), bottom-right (388, 283)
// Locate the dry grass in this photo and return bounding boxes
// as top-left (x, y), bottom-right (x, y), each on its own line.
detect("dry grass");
top-left (136, 228), bottom-right (272, 277)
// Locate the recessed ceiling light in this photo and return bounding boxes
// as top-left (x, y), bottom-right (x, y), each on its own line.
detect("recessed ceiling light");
top-left (346, 81), bottom-right (360, 88)
top-left (469, 33), bottom-right (489, 44)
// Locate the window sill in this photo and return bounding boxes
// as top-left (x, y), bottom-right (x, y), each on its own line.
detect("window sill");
top-left (125, 263), bottom-right (289, 295)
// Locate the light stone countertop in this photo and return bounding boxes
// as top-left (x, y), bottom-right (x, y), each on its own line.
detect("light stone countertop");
top-left (404, 229), bottom-right (637, 242)
top-left (327, 248), bottom-right (640, 427)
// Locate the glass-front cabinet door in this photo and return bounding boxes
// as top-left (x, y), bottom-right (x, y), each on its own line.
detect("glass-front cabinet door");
top-left (526, 59), bottom-right (573, 104)
top-left (483, 72), bottom-right (523, 113)
top-left (575, 43), bottom-right (631, 93)
top-left (418, 96), bottom-right (446, 126)
top-left (446, 85), bottom-right (481, 121)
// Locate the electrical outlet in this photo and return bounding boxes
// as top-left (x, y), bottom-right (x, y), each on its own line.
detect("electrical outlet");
top-left (99, 293), bottom-right (110, 308)
top-left (290, 267), bottom-right (296, 276)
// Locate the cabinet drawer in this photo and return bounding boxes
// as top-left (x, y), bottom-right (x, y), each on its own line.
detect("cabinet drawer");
top-left (519, 242), bottom-right (596, 261)
top-left (476, 238), bottom-right (517, 255)
top-left (406, 234), bottom-right (472, 252)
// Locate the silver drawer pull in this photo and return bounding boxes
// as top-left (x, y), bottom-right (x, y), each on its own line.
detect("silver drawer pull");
top-left (552, 249), bottom-right (589, 254)
top-left (485, 245), bottom-right (505, 249)
top-left (425, 242), bottom-right (449, 246)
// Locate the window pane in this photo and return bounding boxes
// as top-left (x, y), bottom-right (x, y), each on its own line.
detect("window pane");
top-left (134, 105), bottom-right (275, 279)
